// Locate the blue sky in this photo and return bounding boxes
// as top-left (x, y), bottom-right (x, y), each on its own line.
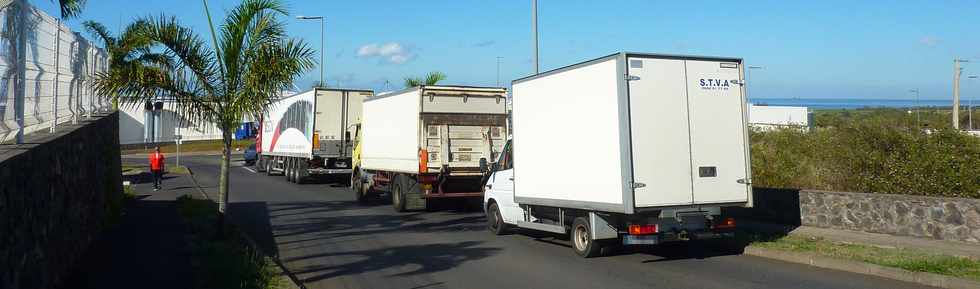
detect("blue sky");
top-left (32, 0), bottom-right (980, 99)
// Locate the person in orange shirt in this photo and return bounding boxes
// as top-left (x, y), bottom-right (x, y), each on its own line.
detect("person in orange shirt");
top-left (149, 146), bottom-right (165, 191)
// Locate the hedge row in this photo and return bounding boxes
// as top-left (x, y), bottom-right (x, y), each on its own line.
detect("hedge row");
top-left (750, 121), bottom-right (980, 198)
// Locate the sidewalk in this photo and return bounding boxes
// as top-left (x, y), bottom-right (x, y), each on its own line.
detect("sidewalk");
top-left (788, 225), bottom-right (980, 259)
top-left (63, 171), bottom-right (204, 289)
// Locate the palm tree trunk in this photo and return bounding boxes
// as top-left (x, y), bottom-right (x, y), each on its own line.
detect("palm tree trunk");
top-left (217, 129), bottom-right (232, 238)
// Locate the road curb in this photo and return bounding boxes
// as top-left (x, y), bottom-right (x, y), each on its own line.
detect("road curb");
top-left (743, 246), bottom-right (980, 288)
top-left (184, 166), bottom-right (305, 289)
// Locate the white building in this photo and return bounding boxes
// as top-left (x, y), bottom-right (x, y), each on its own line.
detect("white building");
top-left (747, 104), bottom-right (812, 131)
top-left (118, 102), bottom-right (222, 145)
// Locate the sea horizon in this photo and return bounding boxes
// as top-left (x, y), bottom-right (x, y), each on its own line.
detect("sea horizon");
top-left (747, 97), bottom-right (973, 110)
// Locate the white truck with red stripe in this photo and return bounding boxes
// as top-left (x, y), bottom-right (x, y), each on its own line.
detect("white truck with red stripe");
top-left (350, 85), bottom-right (508, 212)
top-left (255, 88), bottom-right (374, 183)
top-left (483, 53), bottom-right (752, 257)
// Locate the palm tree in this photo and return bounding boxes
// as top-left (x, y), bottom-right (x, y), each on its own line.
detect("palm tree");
top-left (94, 0), bottom-right (315, 234)
top-left (82, 20), bottom-right (168, 109)
top-left (53, 0), bottom-right (86, 19)
top-left (404, 71), bottom-right (446, 88)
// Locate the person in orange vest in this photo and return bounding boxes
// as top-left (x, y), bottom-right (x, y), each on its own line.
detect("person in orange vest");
top-left (149, 146), bottom-right (165, 191)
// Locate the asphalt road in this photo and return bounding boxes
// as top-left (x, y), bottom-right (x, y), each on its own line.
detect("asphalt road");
top-left (164, 154), bottom-right (934, 289)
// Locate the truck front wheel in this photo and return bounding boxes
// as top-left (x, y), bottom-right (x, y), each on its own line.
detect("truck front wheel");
top-left (487, 202), bottom-right (508, 235)
top-left (572, 217), bottom-right (602, 258)
top-left (352, 171), bottom-right (367, 203)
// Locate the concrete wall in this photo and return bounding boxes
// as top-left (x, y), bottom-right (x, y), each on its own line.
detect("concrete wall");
top-left (733, 188), bottom-right (980, 243)
top-left (0, 112), bottom-right (122, 289)
top-left (747, 104), bottom-right (811, 131)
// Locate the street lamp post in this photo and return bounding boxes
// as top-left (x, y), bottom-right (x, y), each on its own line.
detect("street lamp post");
top-left (532, 0), bottom-right (538, 74)
top-left (496, 56), bottom-right (503, 87)
top-left (909, 89), bottom-right (920, 129)
top-left (297, 16), bottom-right (324, 86)
top-left (746, 66), bottom-right (763, 99)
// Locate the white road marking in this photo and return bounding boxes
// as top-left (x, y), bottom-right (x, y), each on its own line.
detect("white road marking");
top-left (243, 166), bottom-right (257, 173)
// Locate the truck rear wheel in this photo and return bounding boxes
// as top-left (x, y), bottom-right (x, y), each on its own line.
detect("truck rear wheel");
top-left (487, 202), bottom-right (508, 235)
top-left (572, 217), bottom-right (602, 258)
top-left (295, 160), bottom-right (308, 184)
top-left (391, 175), bottom-right (407, 212)
top-left (265, 157), bottom-right (275, 176)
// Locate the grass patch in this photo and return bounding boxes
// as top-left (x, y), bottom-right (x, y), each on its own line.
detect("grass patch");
top-left (122, 139), bottom-right (254, 155)
top-left (123, 185), bottom-right (138, 201)
top-left (122, 164), bottom-right (145, 175)
top-left (176, 195), bottom-right (284, 289)
top-left (751, 234), bottom-right (980, 280)
top-left (168, 165), bottom-right (191, 175)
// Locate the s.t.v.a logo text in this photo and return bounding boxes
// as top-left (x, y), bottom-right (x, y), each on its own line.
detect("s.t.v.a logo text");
top-left (698, 79), bottom-right (738, 91)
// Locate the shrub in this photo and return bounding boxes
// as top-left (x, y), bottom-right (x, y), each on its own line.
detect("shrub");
top-left (751, 120), bottom-right (980, 198)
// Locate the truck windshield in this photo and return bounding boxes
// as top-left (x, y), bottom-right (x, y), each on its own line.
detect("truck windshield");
top-left (498, 140), bottom-right (512, 170)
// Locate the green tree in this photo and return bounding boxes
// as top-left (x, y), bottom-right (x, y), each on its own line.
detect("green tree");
top-left (94, 0), bottom-right (315, 234)
top-left (53, 0), bottom-right (86, 19)
top-left (83, 20), bottom-right (169, 109)
top-left (404, 71), bottom-right (446, 88)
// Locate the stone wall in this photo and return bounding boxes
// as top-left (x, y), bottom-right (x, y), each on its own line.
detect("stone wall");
top-left (800, 190), bottom-right (980, 243)
top-left (0, 112), bottom-right (122, 289)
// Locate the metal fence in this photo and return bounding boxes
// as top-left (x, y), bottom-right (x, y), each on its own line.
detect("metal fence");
top-left (0, 0), bottom-right (109, 144)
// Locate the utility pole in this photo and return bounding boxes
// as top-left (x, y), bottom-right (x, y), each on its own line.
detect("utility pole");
top-left (953, 59), bottom-right (968, 129)
top-left (496, 56), bottom-right (503, 86)
top-left (532, 0), bottom-right (539, 74)
top-left (910, 89), bottom-right (920, 129)
top-left (969, 76), bottom-right (979, 130)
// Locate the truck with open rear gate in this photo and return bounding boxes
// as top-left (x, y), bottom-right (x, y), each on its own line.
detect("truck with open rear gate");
top-left (255, 88), bottom-right (374, 183)
top-left (482, 52), bottom-right (752, 257)
top-left (351, 85), bottom-right (508, 211)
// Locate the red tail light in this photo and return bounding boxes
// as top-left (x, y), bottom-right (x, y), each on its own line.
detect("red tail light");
top-left (628, 224), bottom-right (658, 235)
top-left (714, 217), bottom-right (736, 229)
top-left (419, 149), bottom-right (429, 173)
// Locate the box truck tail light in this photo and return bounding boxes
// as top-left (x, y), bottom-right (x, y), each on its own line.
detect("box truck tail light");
top-left (628, 224), bottom-right (658, 235)
top-left (313, 132), bottom-right (319, 150)
top-left (419, 149), bottom-right (429, 173)
top-left (714, 217), bottom-right (736, 230)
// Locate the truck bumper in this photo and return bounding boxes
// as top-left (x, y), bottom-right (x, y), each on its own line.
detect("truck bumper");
top-left (424, 192), bottom-right (483, 198)
top-left (622, 230), bottom-right (734, 245)
top-left (308, 168), bottom-right (353, 175)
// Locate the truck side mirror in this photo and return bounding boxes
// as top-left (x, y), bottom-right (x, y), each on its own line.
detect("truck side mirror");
top-left (479, 157), bottom-right (489, 174)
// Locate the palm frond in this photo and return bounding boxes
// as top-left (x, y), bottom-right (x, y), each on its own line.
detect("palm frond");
top-left (424, 71), bottom-right (446, 85)
top-left (81, 20), bottom-right (115, 49)
top-left (54, 0), bottom-right (86, 19)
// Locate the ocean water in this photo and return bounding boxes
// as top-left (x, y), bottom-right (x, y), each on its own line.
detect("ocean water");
top-left (747, 98), bottom-right (970, 110)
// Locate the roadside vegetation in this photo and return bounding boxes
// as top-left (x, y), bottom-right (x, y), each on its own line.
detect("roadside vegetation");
top-left (177, 195), bottom-right (285, 289)
top-left (121, 139), bottom-right (255, 155)
top-left (751, 108), bottom-right (980, 198)
top-left (748, 234), bottom-right (980, 280)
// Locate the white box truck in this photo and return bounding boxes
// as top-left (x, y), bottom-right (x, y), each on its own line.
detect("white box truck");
top-left (483, 52), bottom-right (752, 257)
top-left (255, 88), bottom-right (374, 183)
top-left (351, 85), bottom-right (508, 212)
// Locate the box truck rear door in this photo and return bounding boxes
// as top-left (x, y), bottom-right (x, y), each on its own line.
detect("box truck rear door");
top-left (627, 57), bottom-right (695, 207)
top-left (684, 60), bottom-right (750, 204)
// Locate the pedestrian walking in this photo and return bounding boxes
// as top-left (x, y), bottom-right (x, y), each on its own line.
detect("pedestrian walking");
top-left (149, 146), bottom-right (165, 191)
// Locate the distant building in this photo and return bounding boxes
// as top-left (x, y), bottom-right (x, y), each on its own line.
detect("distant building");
top-left (118, 101), bottom-right (222, 145)
top-left (747, 104), bottom-right (813, 131)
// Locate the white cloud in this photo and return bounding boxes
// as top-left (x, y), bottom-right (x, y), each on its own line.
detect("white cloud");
top-left (919, 36), bottom-right (940, 47)
top-left (357, 42), bottom-right (415, 64)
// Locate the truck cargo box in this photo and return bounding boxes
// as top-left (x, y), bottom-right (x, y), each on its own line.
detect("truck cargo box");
top-left (360, 85), bottom-right (508, 175)
top-left (510, 52), bottom-right (752, 214)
